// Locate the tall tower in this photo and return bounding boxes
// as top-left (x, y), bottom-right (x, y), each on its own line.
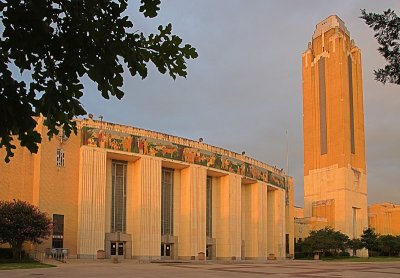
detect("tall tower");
top-left (302, 15), bottom-right (368, 239)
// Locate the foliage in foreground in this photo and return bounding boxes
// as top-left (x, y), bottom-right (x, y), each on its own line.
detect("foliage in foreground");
top-left (361, 9), bottom-right (400, 86)
top-left (0, 0), bottom-right (198, 162)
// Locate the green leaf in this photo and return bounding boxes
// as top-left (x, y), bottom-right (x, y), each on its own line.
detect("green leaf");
top-left (0, 0), bottom-right (197, 162)
top-left (139, 0), bottom-right (161, 18)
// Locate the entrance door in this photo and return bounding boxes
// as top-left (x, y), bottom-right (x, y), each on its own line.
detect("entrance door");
top-left (161, 243), bottom-right (171, 258)
top-left (111, 242), bottom-right (124, 257)
top-left (206, 245), bottom-right (211, 259)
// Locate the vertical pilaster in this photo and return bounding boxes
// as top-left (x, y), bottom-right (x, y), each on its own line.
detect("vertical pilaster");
top-left (179, 165), bottom-right (207, 259)
top-left (131, 156), bottom-right (162, 259)
top-left (215, 174), bottom-right (241, 260)
top-left (243, 182), bottom-right (267, 259)
top-left (77, 147), bottom-right (107, 258)
top-left (274, 189), bottom-right (286, 259)
top-left (267, 189), bottom-right (275, 257)
top-left (267, 188), bottom-right (286, 258)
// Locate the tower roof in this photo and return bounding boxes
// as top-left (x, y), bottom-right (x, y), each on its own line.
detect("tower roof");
top-left (313, 15), bottom-right (350, 39)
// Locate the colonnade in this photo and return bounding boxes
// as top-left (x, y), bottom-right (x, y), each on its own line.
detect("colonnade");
top-left (77, 147), bottom-right (286, 260)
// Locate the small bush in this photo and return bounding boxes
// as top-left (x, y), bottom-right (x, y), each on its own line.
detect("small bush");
top-left (0, 248), bottom-right (28, 260)
top-left (294, 252), bottom-right (312, 259)
top-left (339, 251), bottom-right (350, 257)
top-left (0, 248), bottom-right (13, 259)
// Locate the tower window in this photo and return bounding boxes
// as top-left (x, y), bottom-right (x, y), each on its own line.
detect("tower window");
top-left (348, 55), bottom-right (355, 154)
top-left (318, 57), bottom-right (327, 155)
top-left (56, 149), bottom-right (65, 167)
top-left (352, 207), bottom-right (358, 238)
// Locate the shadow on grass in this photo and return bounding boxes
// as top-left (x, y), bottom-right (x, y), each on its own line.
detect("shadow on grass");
top-left (0, 259), bottom-right (55, 270)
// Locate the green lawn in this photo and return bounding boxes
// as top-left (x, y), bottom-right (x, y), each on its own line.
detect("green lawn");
top-left (0, 261), bottom-right (55, 270)
top-left (322, 256), bottom-right (400, 262)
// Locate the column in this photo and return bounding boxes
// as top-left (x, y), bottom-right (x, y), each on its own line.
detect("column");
top-left (77, 147), bottom-right (107, 258)
top-left (267, 189), bottom-right (275, 257)
top-left (131, 156), bottom-right (162, 259)
top-left (268, 188), bottom-right (285, 259)
top-left (243, 181), bottom-right (268, 259)
top-left (179, 165), bottom-right (207, 259)
top-left (267, 188), bottom-right (286, 258)
top-left (215, 174), bottom-right (242, 260)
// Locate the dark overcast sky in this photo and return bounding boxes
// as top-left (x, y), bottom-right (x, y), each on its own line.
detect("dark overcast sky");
top-left (81, 0), bottom-right (400, 207)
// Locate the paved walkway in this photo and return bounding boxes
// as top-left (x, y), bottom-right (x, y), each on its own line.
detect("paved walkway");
top-left (2, 259), bottom-right (400, 277)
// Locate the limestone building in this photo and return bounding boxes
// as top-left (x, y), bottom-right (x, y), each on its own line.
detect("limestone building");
top-left (301, 15), bottom-right (368, 240)
top-left (295, 203), bottom-right (400, 243)
top-left (0, 118), bottom-right (294, 260)
top-left (294, 207), bottom-right (328, 243)
top-left (369, 203), bottom-right (400, 236)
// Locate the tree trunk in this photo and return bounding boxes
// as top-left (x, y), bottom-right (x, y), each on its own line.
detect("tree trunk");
top-left (11, 242), bottom-right (23, 260)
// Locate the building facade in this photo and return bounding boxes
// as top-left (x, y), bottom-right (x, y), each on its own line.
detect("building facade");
top-left (0, 118), bottom-right (294, 260)
top-left (369, 203), bottom-right (400, 236)
top-left (294, 207), bottom-right (327, 244)
top-left (294, 203), bottom-right (400, 243)
top-left (302, 15), bottom-right (368, 242)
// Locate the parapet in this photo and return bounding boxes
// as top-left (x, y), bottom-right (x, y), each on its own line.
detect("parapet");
top-left (313, 15), bottom-right (350, 39)
top-left (77, 118), bottom-right (291, 190)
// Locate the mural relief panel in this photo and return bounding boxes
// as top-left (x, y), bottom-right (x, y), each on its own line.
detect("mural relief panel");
top-left (81, 127), bottom-right (286, 189)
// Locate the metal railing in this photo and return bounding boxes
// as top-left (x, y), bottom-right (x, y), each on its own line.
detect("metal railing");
top-left (29, 249), bottom-right (47, 263)
top-left (45, 248), bottom-right (69, 263)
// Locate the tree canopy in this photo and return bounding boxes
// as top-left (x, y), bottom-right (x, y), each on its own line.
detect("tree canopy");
top-left (0, 199), bottom-right (52, 259)
top-left (379, 234), bottom-right (400, 256)
top-left (301, 227), bottom-right (349, 256)
top-left (360, 227), bottom-right (379, 257)
top-left (361, 9), bottom-right (400, 86)
top-left (296, 226), bottom-right (400, 258)
top-left (346, 238), bottom-right (364, 257)
top-left (0, 0), bottom-right (198, 162)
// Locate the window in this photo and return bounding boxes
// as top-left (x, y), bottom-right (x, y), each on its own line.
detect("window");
top-left (206, 176), bottom-right (212, 238)
top-left (161, 168), bottom-right (174, 236)
top-left (56, 148), bottom-right (65, 167)
top-left (318, 57), bottom-right (327, 155)
top-left (111, 161), bottom-right (127, 233)
top-left (348, 55), bottom-right (355, 154)
top-left (52, 214), bottom-right (64, 248)
top-left (352, 207), bottom-right (358, 238)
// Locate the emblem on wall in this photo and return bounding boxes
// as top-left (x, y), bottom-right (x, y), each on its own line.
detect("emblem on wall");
top-left (56, 127), bottom-right (69, 145)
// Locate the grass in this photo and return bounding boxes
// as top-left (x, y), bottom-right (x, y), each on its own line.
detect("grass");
top-left (0, 260), bottom-right (55, 270)
top-left (322, 256), bottom-right (400, 262)
top-left (295, 256), bottom-right (400, 262)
